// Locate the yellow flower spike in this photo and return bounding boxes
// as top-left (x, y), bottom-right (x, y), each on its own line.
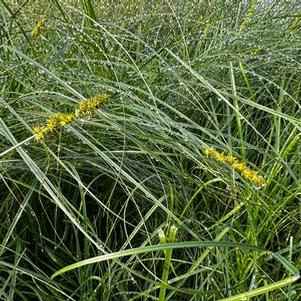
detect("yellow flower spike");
top-left (251, 47), bottom-right (263, 56)
top-left (239, 0), bottom-right (259, 32)
top-left (33, 92), bottom-right (111, 141)
top-left (203, 147), bottom-right (266, 187)
top-left (32, 16), bottom-right (47, 38)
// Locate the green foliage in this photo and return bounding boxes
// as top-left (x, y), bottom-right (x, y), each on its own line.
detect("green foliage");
top-left (0, 0), bottom-right (301, 300)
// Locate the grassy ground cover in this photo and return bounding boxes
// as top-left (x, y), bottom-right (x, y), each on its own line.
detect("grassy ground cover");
top-left (1, 0), bottom-right (301, 300)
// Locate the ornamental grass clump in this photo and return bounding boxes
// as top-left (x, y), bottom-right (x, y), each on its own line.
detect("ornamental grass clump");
top-left (34, 92), bottom-right (110, 141)
top-left (203, 147), bottom-right (266, 187)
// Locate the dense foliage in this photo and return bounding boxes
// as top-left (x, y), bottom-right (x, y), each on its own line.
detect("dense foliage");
top-left (0, 1), bottom-right (301, 300)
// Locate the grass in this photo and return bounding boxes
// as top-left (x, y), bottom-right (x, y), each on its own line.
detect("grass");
top-left (0, 0), bottom-right (301, 300)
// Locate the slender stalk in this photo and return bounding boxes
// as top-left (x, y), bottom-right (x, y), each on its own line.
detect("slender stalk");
top-left (159, 225), bottom-right (178, 301)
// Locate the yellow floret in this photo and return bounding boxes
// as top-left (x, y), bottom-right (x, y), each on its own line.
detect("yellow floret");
top-left (59, 113), bottom-right (75, 126)
top-left (34, 126), bottom-right (46, 141)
